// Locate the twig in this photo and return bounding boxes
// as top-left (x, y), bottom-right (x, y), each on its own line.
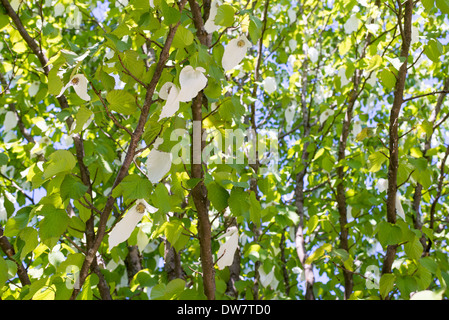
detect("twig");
top-left (403, 90), bottom-right (449, 103)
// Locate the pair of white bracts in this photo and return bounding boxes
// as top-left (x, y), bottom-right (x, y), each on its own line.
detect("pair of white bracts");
top-left (377, 178), bottom-right (406, 220)
top-left (108, 207), bottom-right (240, 272)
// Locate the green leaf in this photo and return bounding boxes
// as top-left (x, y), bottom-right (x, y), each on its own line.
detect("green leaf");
top-left (215, 4), bottom-right (235, 27)
top-left (38, 205), bottom-right (70, 245)
top-left (0, 153), bottom-right (9, 166)
top-left (112, 174), bottom-right (153, 201)
top-left (207, 182), bottom-right (229, 212)
top-left (165, 278), bottom-right (186, 299)
top-left (72, 106), bottom-right (93, 134)
top-left (152, 183), bottom-right (171, 213)
top-left (47, 68), bottom-right (64, 95)
top-left (377, 221), bottom-right (402, 246)
top-left (4, 207), bottom-right (31, 237)
top-left (307, 215), bottom-right (319, 234)
top-left (305, 243), bottom-right (331, 264)
top-left (368, 151), bottom-right (388, 172)
top-left (420, 119), bottom-right (433, 137)
top-left (425, 39), bottom-right (443, 63)
top-left (249, 191), bottom-right (261, 227)
top-left (161, 0), bottom-right (181, 25)
top-left (422, 0), bottom-right (435, 12)
top-left (379, 273), bottom-right (396, 299)
top-left (60, 175), bottom-right (89, 201)
top-left (228, 187), bottom-right (250, 217)
top-left (163, 220), bottom-right (188, 252)
top-left (379, 69), bottom-right (396, 90)
top-left (0, 256), bottom-right (9, 288)
top-left (436, 0), bottom-right (449, 14)
top-left (404, 236), bottom-right (424, 260)
top-left (106, 90), bottom-right (137, 115)
top-left (172, 25), bottom-right (194, 49)
top-left (43, 150), bottom-right (77, 179)
top-left (248, 16), bottom-right (262, 42)
top-left (365, 55), bottom-right (383, 72)
top-left (68, 216), bottom-right (86, 239)
top-left (356, 127), bottom-right (375, 141)
top-left (19, 227), bottom-right (39, 260)
top-left (420, 257), bottom-right (439, 274)
top-left (0, 14), bottom-right (10, 31)
top-left (122, 50), bottom-right (145, 80)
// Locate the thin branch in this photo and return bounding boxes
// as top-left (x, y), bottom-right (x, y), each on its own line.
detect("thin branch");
top-left (403, 90), bottom-right (449, 103)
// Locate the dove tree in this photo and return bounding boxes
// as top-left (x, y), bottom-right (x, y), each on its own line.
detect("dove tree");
top-left (1, 0), bottom-right (449, 302)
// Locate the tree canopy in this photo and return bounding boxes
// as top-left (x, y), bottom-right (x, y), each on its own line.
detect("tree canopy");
top-left (1, 0), bottom-right (449, 301)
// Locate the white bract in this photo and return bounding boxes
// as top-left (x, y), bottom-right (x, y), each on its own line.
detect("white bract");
top-left (57, 73), bottom-right (91, 101)
top-left (29, 82), bottom-right (40, 97)
top-left (0, 196), bottom-right (7, 222)
top-left (319, 108), bottom-right (334, 124)
top-left (338, 68), bottom-right (350, 87)
top-left (289, 38), bottom-right (297, 52)
top-left (352, 121), bottom-right (362, 137)
top-left (159, 82), bottom-right (181, 120)
top-left (66, 5), bottom-right (82, 29)
top-left (146, 138), bottom-right (173, 183)
top-left (222, 35), bottom-right (252, 72)
top-left (259, 267), bottom-right (279, 289)
top-left (217, 226), bottom-right (239, 270)
top-left (344, 15), bottom-right (360, 34)
top-left (287, 7), bottom-right (297, 24)
top-left (308, 47), bottom-right (319, 63)
top-left (177, 66), bottom-right (208, 102)
top-left (377, 178), bottom-right (406, 220)
top-left (263, 76), bottom-right (277, 95)
top-left (284, 104), bottom-right (296, 131)
top-left (204, 0), bottom-right (222, 34)
top-left (3, 111), bottom-right (18, 132)
top-left (411, 26), bottom-right (419, 45)
top-left (54, 3), bottom-right (65, 17)
top-left (108, 199), bottom-right (157, 249)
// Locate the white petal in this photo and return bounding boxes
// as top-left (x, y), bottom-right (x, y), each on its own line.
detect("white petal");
top-left (222, 35), bottom-right (251, 72)
top-left (352, 121), bottom-right (362, 137)
top-left (284, 105), bottom-right (296, 130)
top-left (377, 178), bottom-right (388, 193)
top-left (54, 3), bottom-right (65, 17)
top-left (29, 82), bottom-right (40, 97)
top-left (411, 26), bottom-right (419, 45)
top-left (338, 68), bottom-right (350, 86)
top-left (287, 7), bottom-right (296, 24)
top-left (204, 0), bottom-right (221, 33)
top-left (0, 197), bottom-right (7, 222)
top-left (320, 109), bottom-right (334, 124)
top-left (263, 76), bottom-right (277, 94)
top-left (344, 15), bottom-right (360, 34)
top-left (366, 23), bottom-right (380, 34)
top-left (159, 82), bottom-right (176, 100)
top-left (146, 147), bottom-right (172, 183)
top-left (395, 194), bottom-right (406, 220)
top-left (3, 111), bottom-right (18, 132)
top-left (289, 38), bottom-right (297, 52)
top-left (177, 66), bottom-right (208, 102)
top-left (259, 267), bottom-right (275, 288)
top-left (308, 47), bottom-right (319, 63)
top-left (217, 227), bottom-right (239, 270)
top-left (71, 74), bottom-right (91, 101)
top-left (108, 204), bottom-right (145, 248)
top-left (159, 84), bottom-right (180, 119)
top-left (57, 82), bottom-right (72, 98)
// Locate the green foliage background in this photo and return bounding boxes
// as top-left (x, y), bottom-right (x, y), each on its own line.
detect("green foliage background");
top-left (1, 0), bottom-right (449, 300)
